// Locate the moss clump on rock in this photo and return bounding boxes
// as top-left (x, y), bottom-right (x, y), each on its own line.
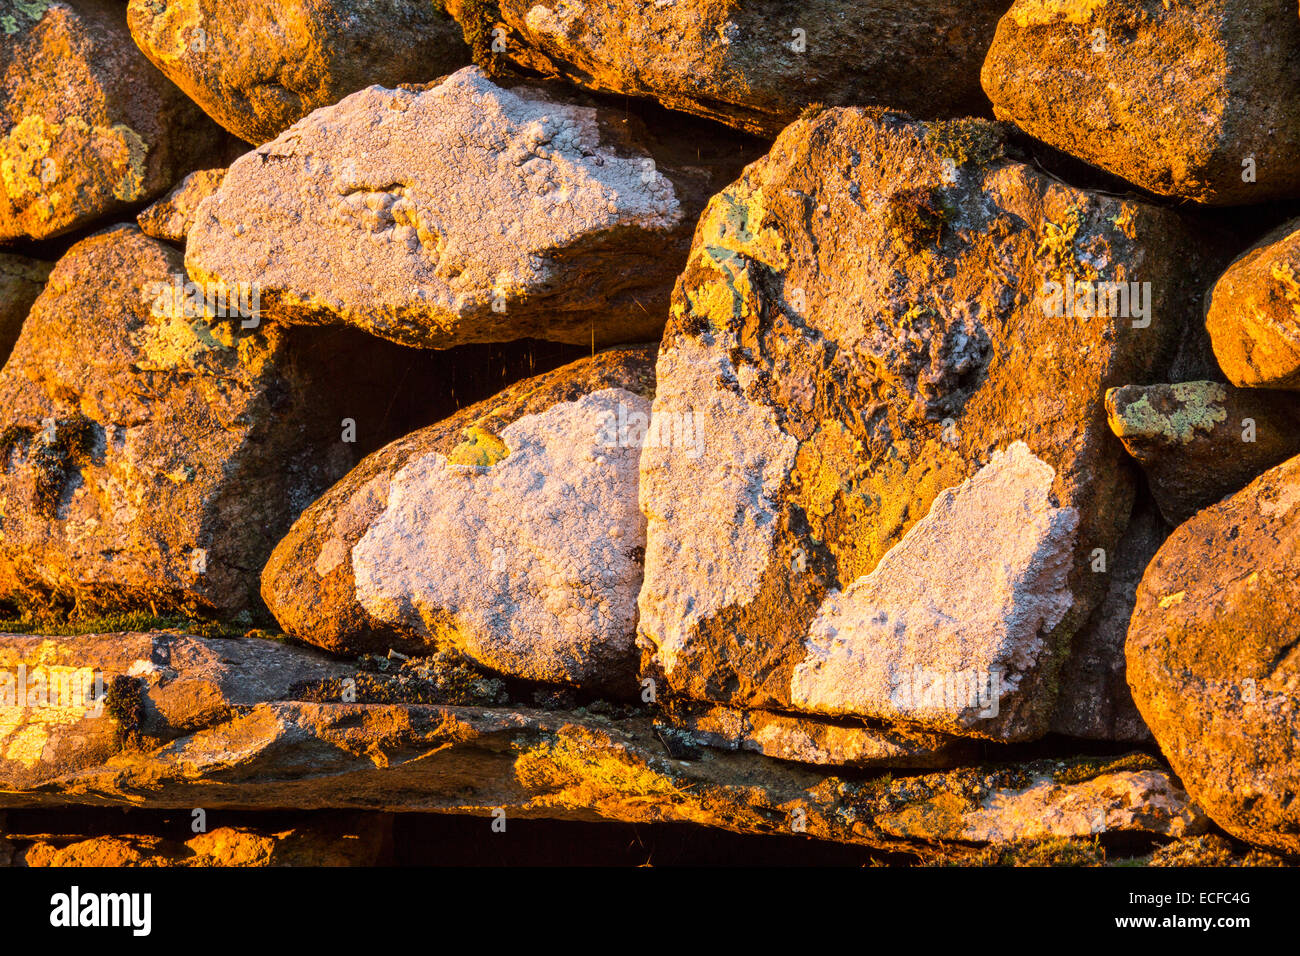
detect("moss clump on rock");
top-left (885, 186), bottom-right (949, 252)
top-left (104, 674), bottom-right (147, 749)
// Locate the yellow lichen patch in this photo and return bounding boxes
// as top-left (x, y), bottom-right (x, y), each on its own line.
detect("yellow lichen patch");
top-left (137, 0), bottom-right (203, 62)
top-left (795, 431), bottom-right (966, 588)
top-left (0, 663), bottom-right (102, 770)
top-left (0, 115), bottom-right (150, 229)
top-left (446, 426), bottom-right (510, 467)
top-left (877, 790), bottom-right (972, 840)
top-left (696, 185), bottom-right (787, 272)
top-left (1036, 205), bottom-right (1098, 283)
top-left (1010, 0), bottom-right (1109, 29)
top-left (133, 285), bottom-right (273, 376)
top-left (1270, 260), bottom-right (1300, 320)
top-left (513, 725), bottom-right (690, 815)
top-left (1158, 591), bottom-right (1186, 609)
top-left (1107, 382), bottom-right (1228, 444)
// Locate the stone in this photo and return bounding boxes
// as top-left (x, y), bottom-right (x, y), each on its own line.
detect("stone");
top-left (935, 767), bottom-right (1207, 844)
top-left (667, 703), bottom-right (975, 768)
top-left (446, 0), bottom-right (1009, 137)
top-left (0, 225), bottom-right (371, 618)
top-left (263, 346), bottom-right (655, 690)
top-left (1106, 380), bottom-right (1300, 524)
top-left (637, 107), bottom-right (1216, 743)
top-left (0, 631), bottom-right (1205, 857)
top-left (126, 0), bottom-right (470, 144)
top-left (0, 253), bottom-right (51, 364)
top-left (136, 167), bottom-right (227, 244)
top-left (1128, 453), bottom-right (1300, 855)
top-left (1049, 497), bottom-right (1162, 742)
top-left (1206, 218), bottom-right (1300, 388)
top-left (186, 67), bottom-right (752, 349)
top-left (0, 0), bottom-right (225, 240)
top-left (982, 0), bottom-right (1300, 205)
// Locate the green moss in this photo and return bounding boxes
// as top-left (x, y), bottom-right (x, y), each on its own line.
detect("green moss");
top-left (25, 415), bottom-right (97, 519)
top-left (0, 610), bottom-right (245, 639)
top-left (998, 836), bottom-right (1106, 867)
top-left (797, 102), bottom-right (827, 122)
top-left (1052, 751), bottom-right (1161, 786)
top-left (885, 186), bottom-right (949, 252)
top-left (457, 0), bottom-right (509, 77)
top-left (924, 119), bottom-right (1005, 168)
top-left (104, 674), bottom-right (146, 749)
top-left (290, 650), bottom-right (508, 707)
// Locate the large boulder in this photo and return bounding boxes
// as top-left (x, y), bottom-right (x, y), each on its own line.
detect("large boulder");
top-left (446, 0), bottom-right (1009, 137)
top-left (187, 67), bottom-right (752, 349)
top-left (0, 225), bottom-right (382, 619)
top-left (126, 0), bottom-right (470, 144)
top-left (0, 253), bottom-right (51, 364)
top-left (1106, 380), bottom-right (1300, 524)
top-left (0, 0), bottom-right (225, 241)
top-left (637, 108), bottom-right (1217, 744)
top-left (1206, 218), bottom-right (1300, 388)
top-left (982, 0), bottom-right (1300, 205)
top-left (263, 347), bottom-right (656, 690)
top-left (1128, 453), bottom-right (1300, 855)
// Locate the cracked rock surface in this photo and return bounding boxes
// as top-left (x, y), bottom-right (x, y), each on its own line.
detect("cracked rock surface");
top-left (187, 67), bottom-right (752, 349)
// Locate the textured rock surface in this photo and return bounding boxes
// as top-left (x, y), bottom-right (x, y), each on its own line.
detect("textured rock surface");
top-left (1050, 497), bottom-right (1162, 742)
top-left (0, 253), bottom-right (51, 364)
top-left (136, 167), bottom-right (226, 244)
top-left (982, 0), bottom-right (1300, 205)
top-left (0, 225), bottom-right (366, 618)
top-left (667, 703), bottom-right (975, 768)
top-left (0, 0), bottom-right (224, 240)
top-left (947, 768), bottom-right (1207, 844)
top-left (0, 631), bottom-right (1202, 854)
top-left (1206, 218), bottom-right (1300, 389)
top-left (188, 67), bottom-right (750, 348)
top-left (1128, 454), bottom-right (1300, 855)
top-left (1107, 380), bottom-right (1300, 524)
top-left (127, 0), bottom-right (470, 144)
top-left (447, 0), bottom-right (1008, 137)
top-left (638, 108), bottom-right (1216, 743)
top-left (791, 443), bottom-right (1079, 740)
top-left (264, 347), bottom-right (655, 690)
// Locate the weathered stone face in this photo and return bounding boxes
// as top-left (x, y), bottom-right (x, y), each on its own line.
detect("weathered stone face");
top-left (0, 253), bottom-right (51, 365)
top-left (263, 347), bottom-right (656, 690)
top-left (1106, 380), bottom-right (1300, 524)
top-left (1128, 453), bottom-right (1300, 856)
top-left (0, 226), bottom-right (364, 619)
top-left (447, 0), bottom-right (1009, 138)
top-left (0, 0), bottom-right (226, 241)
top-left (982, 0), bottom-right (1300, 205)
top-left (126, 0), bottom-right (470, 144)
top-left (136, 167), bottom-right (227, 245)
top-left (637, 108), bottom-right (1217, 742)
top-left (1206, 218), bottom-right (1300, 389)
top-left (187, 67), bottom-right (751, 349)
